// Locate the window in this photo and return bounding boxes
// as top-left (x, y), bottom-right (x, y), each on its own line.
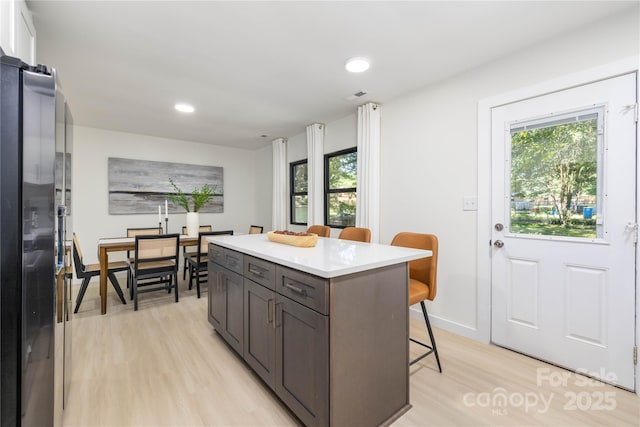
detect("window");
top-left (325, 148), bottom-right (357, 228)
top-left (290, 160), bottom-right (308, 225)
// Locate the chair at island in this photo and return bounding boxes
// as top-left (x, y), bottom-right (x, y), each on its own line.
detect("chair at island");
top-left (307, 224), bottom-right (330, 237)
top-left (186, 230), bottom-right (234, 298)
top-left (338, 226), bottom-right (371, 243)
top-left (73, 233), bottom-right (128, 313)
top-left (128, 234), bottom-right (180, 311)
top-left (391, 232), bottom-right (442, 372)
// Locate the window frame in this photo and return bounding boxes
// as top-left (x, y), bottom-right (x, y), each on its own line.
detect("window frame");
top-left (324, 147), bottom-right (357, 229)
top-left (289, 159), bottom-right (308, 225)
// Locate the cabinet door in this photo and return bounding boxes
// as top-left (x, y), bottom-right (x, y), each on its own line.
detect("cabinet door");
top-left (243, 279), bottom-right (275, 389)
top-left (222, 268), bottom-right (244, 356)
top-left (208, 262), bottom-right (243, 356)
top-left (275, 296), bottom-right (328, 427)
top-left (208, 261), bottom-right (225, 330)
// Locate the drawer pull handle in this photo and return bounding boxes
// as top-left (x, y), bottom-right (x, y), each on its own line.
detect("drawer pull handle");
top-left (284, 282), bottom-right (307, 296)
top-left (248, 266), bottom-right (264, 277)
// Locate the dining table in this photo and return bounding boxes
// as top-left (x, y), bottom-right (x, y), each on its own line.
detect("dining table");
top-left (97, 234), bottom-right (199, 314)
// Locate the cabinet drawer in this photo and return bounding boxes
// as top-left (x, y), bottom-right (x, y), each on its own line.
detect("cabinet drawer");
top-left (276, 266), bottom-right (328, 315)
top-left (209, 244), bottom-right (225, 265)
top-left (209, 244), bottom-right (244, 275)
top-left (223, 249), bottom-right (244, 275)
top-left (244, 256), bottom-right (276, 290)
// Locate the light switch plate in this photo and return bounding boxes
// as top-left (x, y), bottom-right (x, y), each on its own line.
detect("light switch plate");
top-left (463, 197), bottom-right (478, 211)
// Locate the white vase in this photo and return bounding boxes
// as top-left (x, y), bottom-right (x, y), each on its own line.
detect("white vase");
top-left (186, 212), bottom-right (199, 237)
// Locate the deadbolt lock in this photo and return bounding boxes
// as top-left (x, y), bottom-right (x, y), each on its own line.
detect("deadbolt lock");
top-left (494, 223), bottom-right (504, 231)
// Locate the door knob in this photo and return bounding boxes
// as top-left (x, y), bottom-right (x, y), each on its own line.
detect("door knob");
top-left (494, 240), bottom-right (504, 248)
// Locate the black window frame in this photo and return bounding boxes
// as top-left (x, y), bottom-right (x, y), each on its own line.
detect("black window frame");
top-left (290, 159), bottom-right (308, 225)
top-left (324, 147), bottom-right (357, 229)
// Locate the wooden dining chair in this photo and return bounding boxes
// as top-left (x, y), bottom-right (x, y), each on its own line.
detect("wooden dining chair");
top-left (181, 225), bottom-right (212, 280)
top-left (391, 232), bottom-right (442, 372)
top-left (128, 234), bottom-right (180, 311)
top-left (249, 225), bottom-right (264, 234)
top-left (186, 230), bottom-right (234, 298)
top-left (126, 227), bottom-right (162, 261)
top-left (72, 233), bottom-right (128, 313)
top-left (307, 225), bottom-right (330, 237)
top-left (338, 227), bottom-right (371, 243)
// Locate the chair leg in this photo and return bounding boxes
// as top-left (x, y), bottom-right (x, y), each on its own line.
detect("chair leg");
top-left (421, 301), bottom-right (442, 373)
top-left (183, 261), bottom-right (188, 281)
top-left (73, 277), bottom-right (92, 313)
top-left (174, 273), bottom-right (179, 303)
top-left (108, 272), bottom-right (127, 305)
top-left (409, 301), bottom-right (442, 372)
top-left (195, 268), bottom-right (201, 299)
top-left (133, 277), bottom-right (138, 311)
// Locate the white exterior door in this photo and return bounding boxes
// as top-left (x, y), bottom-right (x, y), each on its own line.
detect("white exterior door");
top-left (491, 73), bottom-right (637, 390)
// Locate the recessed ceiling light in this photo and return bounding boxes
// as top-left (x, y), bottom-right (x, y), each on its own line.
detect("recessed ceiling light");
top-left (345, 57), bottom-right (370, 73)
top-left (174, 103), bottom-right (195, 113)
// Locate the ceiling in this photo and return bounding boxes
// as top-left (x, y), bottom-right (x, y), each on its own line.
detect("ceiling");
top-left (28, 1), bottom-right (636, 150)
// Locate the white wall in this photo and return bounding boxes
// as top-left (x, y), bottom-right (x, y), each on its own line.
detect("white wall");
top-left (282, 113), bottom-right (358, 237)
top-left (379, 9), bottom-right (639, 338)
top-left (252, 8), bottom-right (640, 340)
top-left (72, 126), bottom-right (260, 264)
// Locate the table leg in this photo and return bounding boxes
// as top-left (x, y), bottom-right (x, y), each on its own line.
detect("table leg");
top-left (99, 246), bottom-right (108, 315)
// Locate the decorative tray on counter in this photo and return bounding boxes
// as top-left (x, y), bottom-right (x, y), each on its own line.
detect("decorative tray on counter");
top-left (267, 231), bottom-right (318, 247)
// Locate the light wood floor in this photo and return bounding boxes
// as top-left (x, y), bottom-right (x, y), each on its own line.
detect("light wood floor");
top-left (64, 274), bottom-right (640, 426)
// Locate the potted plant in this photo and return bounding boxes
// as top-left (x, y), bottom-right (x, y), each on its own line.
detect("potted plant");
top-left (167, 177), bottom-right (215, 236)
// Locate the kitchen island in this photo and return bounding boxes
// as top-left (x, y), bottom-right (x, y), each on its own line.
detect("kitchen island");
top-left (207, 233), bottom-right (431, 427)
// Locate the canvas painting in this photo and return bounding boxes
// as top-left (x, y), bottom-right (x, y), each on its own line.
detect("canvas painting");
top-left (108, 157), bottom-right (224, 214)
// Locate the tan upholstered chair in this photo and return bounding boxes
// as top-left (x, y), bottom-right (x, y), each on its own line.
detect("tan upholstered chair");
top-left (338, 227), bottom-right (371, 243)
top-left (249, 225), bottom-right (264, 234)
top-left (307, 225), bottom-right (330, 237)
top-left (128, 234), bottom-right (180, 311)
top-left (391, 232), bottom-right (441, 372)
top-left (185, 230), bottom-right (234, 298)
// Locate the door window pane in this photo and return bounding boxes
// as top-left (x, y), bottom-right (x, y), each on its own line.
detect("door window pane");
top-left (509, 109), bottom-right (601, 238)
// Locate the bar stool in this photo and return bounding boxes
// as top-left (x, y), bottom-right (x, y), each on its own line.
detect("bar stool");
top-left (391, 232), bottom-right (442, 372)
top-left (338, 226), bottom-right (371, 243)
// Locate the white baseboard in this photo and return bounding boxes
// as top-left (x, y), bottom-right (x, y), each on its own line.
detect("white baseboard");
top-left (409, 306), bottom-right (487, 343)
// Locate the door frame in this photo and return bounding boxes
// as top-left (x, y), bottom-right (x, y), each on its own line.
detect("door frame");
top-left (476, 56), bottom-right (639, 394)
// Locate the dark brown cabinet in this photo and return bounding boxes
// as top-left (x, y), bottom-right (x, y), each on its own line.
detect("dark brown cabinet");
top-left (243, 278), bottom-right (275, 388)
top-left (275, 294), bottom-right (328, 427)
top-left (207, 249), bottom-right (244, 356)
top-left (209, 243), bottom-right (410, 427)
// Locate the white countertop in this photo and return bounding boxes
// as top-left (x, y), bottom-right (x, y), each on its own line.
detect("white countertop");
top-left (206, 233), bottom-right (431, 278)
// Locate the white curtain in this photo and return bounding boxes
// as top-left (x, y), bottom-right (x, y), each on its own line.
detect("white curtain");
top-left (356, 102), bottom-right (381, 243)
top-left (272, 138), bottom-right (288, 231)
top-left (306, 123), bottom-right (325, 227)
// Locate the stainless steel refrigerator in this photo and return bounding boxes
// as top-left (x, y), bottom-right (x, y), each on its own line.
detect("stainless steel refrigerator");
top-left (0, 52), bottom-right (73, 426)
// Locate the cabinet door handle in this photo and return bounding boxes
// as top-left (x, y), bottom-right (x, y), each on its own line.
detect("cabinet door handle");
top-left (267, 298), bottom-right (273, 324)
top-left (284, 281), bottom-right (307, 297)
top-left (274, 302), bottom-right (280, 329)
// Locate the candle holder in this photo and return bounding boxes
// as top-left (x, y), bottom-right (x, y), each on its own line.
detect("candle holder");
top-left (158, 222), bottom-right (163, 234)
top-left (164, 217), bottom-right (169, 234)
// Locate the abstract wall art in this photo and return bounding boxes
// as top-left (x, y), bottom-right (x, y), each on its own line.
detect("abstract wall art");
top-left (108, 157), bottom-right (224, 214)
